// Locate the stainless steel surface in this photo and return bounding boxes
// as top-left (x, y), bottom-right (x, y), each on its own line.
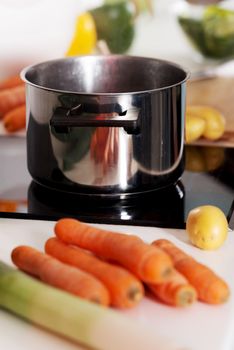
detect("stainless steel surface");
top-left (22, 55), bottom-right (189, 196)
top-left (22, 55), bottom-right (188, 94)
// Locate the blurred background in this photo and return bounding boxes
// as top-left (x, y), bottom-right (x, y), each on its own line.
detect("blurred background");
top-left (0, 0), bottom-right (234, 139)
top-left (1, 0), bottom-right (234, 78)
top-left (0, 0), bottom-right (233, 215)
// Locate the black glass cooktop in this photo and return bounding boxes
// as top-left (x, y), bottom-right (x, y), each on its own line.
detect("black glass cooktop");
top-left (0, 139), bottom-right (233, 229)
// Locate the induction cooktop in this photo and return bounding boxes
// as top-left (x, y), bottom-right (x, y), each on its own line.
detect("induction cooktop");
top-left (0, 137), bottom-right (233, 229)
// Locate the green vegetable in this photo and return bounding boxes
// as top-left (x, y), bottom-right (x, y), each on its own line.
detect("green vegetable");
top-left (203, 6), bottom-right (234, 58)
top-left (91, 2), bottom-right (135, 53)
top-left (178, 5), bottom-right (234, 59)
top-left (104, 0), bottom-right (153, 14)
top-left (104, 0), bottom-right (126, 4)
top-left (0, 261), bottom-right (168, 350)
top-left (178, 17), bottom-right (210, 57)
top-left (0, 261), bottom-right (98, 346)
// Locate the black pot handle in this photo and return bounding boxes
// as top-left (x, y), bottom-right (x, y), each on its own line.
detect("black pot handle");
top-left (50, 105), bottom-right (140, 134)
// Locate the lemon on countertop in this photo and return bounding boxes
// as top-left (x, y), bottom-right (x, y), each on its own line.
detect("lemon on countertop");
top-left (185, 114), bottom-right (206, 143)
top-left (186, 105), bottom-right (225, 141)
top-left (186, 205), bottom-right (228, 250)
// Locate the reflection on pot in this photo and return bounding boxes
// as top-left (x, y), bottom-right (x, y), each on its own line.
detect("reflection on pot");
top-left (185, 145), bottom-right (225, 172)
top-left (51, 125), bottom-right (137, 188)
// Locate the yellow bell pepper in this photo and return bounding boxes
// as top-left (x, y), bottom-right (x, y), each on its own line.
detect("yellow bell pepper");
top-left (66, 12), bottom-right (97, 56)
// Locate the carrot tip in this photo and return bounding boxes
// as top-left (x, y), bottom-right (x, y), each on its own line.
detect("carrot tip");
top-left (177, 289), bottom-right (197, 307)
top-left (90, 297), bottom-right (104, 305)
top-left (127, 287), bottom-right (143, 303)
top-left (162, 267), bottom-right (173, 280)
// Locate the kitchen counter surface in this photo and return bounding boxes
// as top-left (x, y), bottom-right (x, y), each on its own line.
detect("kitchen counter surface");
top-left (0, 218), bottom-right (234, 350)
top-left (0, 2), bottom-right (233, 348)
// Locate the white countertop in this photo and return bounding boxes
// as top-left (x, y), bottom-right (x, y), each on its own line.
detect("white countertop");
top-left (0, 218), bottom-right (234, 350)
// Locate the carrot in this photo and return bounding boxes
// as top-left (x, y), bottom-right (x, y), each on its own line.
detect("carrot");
top-left (0, 199), bottom-right (27, 212)
top-left (45, 237), bottom-right (144, 309)
top-left (11, 245), bottom-right (110, 306)
top-left (0, 75), bottom-right (24, 90)
top-left (153, 239), bottom-right (230, 304)
top-left (3, 104), bottom-right (26, 132)
top-left (0, 85), bottom-right (25, 117)
top-left (0, 200), bottom-right (17, 212)
top-left (147, 268), bottom-right (197, 307)
top-left (54, 218), bottom-right (173, 284)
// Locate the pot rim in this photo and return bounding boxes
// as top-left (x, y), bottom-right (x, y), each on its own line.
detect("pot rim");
top-left (21, 54), bottom-right (190, 96)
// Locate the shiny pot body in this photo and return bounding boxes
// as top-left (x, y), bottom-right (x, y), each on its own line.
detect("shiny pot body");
top-left (22, 55), bottom-right (189, 197)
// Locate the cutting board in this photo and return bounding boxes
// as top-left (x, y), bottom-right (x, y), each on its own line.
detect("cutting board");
top-left (187, 77), bottom-right (234, 147)
top-left (0, 218), bottom-right (234, 350)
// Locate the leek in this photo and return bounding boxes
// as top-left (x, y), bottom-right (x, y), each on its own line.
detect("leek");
top-left (0, 261), bottom-right (182, 350)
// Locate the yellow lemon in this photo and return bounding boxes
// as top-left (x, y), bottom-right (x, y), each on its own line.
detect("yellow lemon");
top-left (66, 12), bottom-right (97, 56)
top-left (185, 114), bottom-right (206, 143)
top-left (186, 105), bottom-right (225, 141)
top-left (186, 205), bottom-right (228, 250)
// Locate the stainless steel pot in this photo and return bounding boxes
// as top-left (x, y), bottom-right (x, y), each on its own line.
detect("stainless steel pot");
top-left (21, 55), bottom-right (189, 197)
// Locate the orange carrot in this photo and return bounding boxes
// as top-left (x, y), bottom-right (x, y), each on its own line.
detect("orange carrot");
top-left (54, 218), bottom-right (173, 284)
top-left (0, 200), bottom-right (17, 212)
top-left (11, 245), bottom-right (110, 306)
top-left (153, 239), bottom-right (230, 304)
top-left (45, 237), bottom-right (144, 308)
top-left (0, 199), bottom-right (27, 212)
top-left (0, 85), bottom-right (25, 117)
top-left (147, 268), bottom-right (197, 307)
top-left (3, 104), bottom-right (26, 132)
top-left (0, 75), bottom-right (24, 90)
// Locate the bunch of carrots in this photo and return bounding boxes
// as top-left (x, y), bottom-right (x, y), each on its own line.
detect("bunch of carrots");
top-left (11, 218), bottom-right (230, 309)
top-left (0, 75), bottom-right (26, 133)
